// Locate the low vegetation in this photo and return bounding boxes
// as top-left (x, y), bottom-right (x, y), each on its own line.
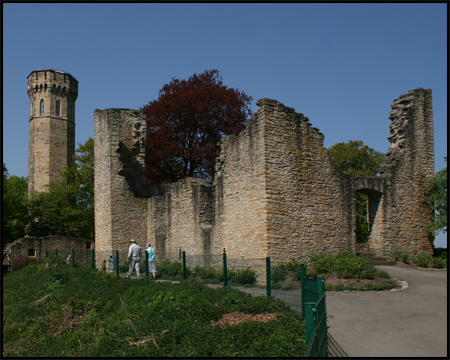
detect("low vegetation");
top-left (307, 251), bottom-right (396, 291)
top-left (3, 258), bottom-right (305, 357)
top-left (393, 248), bottom-right (447, 269)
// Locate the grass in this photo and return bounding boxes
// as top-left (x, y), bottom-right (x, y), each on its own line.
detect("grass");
top-left (3, 260), bottom-right (306, 357)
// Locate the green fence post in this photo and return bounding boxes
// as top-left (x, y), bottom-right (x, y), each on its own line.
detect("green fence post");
top-left (301, 264), bottom-right (306, 318)
top-left (182, 251), bottom-right (187, 280)
top-left (55, 249), bottom-right (58, 257)
top-left (223, 249), bottom-right (227, 287)
top-left (145, 250), bottom-right (149, 278)
top-left (116, 250), bottom-right (119, 277)
top-left (305, 302), bottom-right (318, 357)
top-left (266, 257), bottom-right (271, 297)
top-left (72, 249), bottom-right (75, 267)
top-left (91, 250), bottom-right (95, 269)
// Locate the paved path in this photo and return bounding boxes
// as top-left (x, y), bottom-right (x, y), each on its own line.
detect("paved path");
top-left (326, 265), bottom-right (447, 357)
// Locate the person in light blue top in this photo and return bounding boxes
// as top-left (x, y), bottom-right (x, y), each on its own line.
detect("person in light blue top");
top-left (145, 243), bottom-right (157, 279)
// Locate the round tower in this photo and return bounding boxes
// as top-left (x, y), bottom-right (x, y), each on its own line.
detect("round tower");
top-left (27, 69), bottom-right (78, 193)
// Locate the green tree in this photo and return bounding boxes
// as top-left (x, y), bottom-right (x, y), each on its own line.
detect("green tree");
top-left (28, 138), bottom-right (94, 239)
top-left (424, 157), bottom-right (447, 236)
top-left (328, 140), bottom-right (385, 243)
top-left (2, 163), bottom-right (29, 247)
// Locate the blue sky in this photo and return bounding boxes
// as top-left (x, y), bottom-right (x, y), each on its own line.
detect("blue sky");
top-left (3, 3), bottom-right (447, 247)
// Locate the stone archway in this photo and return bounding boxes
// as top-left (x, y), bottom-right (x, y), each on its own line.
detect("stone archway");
top-left (353, 177), bottom-right (385, 257)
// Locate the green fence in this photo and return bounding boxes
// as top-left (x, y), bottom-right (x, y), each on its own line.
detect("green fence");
top-left (301, 264), bottom-right (328, 357)
top-left (46, 249), bottom-right (95, 268)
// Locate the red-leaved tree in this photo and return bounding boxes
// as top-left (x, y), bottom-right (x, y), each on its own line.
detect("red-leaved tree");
top-left (142, 69), bottom-right (252, 184)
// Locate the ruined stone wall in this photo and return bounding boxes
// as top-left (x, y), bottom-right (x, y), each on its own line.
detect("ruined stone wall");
top-left (93, 88), bottom-right (435, 271)
top-left (379, 88), bottom-right (435, 257)
top-left (147, 178), bottom-right (215, 255)
top-left (3, 236), bottom-right (93, 271)
top-left (256, 99), bottom-right (355, 264)
top-left (94, 109), bottom-right (149, 269)
top-left (212, 107), bottom-right (268, 260)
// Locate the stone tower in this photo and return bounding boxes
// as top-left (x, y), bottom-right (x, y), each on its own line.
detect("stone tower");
top-left (27, 69), bottom-right (78, 193)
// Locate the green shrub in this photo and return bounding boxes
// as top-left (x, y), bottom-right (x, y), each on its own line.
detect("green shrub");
top-left (194, 265), bottom-right (219, 280)
top-left (393, 251), bottom-right (410, 264)
top-left (271, 266), bottom-right (288, 282)
top-left (43, 255), bottom-right (66, 267)
top-left (379, 280), bottom-right (395, 290)
top-left (309, 252), bottom-right (335, 276)
top-left (228, 268), bottom-right (257, 285)
top-left (279, 259), bottom-right (303, 281)
top-left (433, 247), bottom-right (447, 259)
top-left (306, 267), bottom-right (318, 279)
top-left (416, 253), bottom-right (433, 268)
top-left (119, 262), bottom-right (129, 273)
top-left (157, 259), bottom-right (192, 279)
top-left (334, 256), bottom-right (376, 279)
top-left (433, 257), bottom-right (447, 269)
top-left (375, 270), bottom-right (390, 278)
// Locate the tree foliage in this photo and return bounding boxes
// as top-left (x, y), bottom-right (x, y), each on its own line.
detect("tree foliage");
top-left (2, 163), bottom-right (29, 248)
top-left (142, 69), bottom-right (253, 184)
top-left (424, 157), bottom-right (447, 236)
top-left (28, 138), bottom-right (94, 239)
top-left (327, 140), bottom-right (385, 177)
top-left (328, 140), bottom-right (385, 243)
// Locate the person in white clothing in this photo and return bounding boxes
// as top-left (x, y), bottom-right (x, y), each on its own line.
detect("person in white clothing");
top-left (127, 239), bottom-right (141, 279)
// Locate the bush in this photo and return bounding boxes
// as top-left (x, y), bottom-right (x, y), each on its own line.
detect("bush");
top-left (309, 253), bottom-right (335, 276)
top-left (415, 253), bottom-right (433, 268)
top-left (194, 265), bottom-right (220, 280)
top-left (433, 257), bottom-right (447, 269)
top-left (393, 251), bottom-right (410, 264)
top-left (271, 266), bottom-right (288, 282)
top-left (375, 270), bottom-right (390, 278)
top-left (119, 262), bottom-right (129, 273)
top-left (433, 247), bottom-right (447, 259)
top-left (157, 259), bottom-right (192, 279)
top-left (334, 255), bottom-right (376, 279)
top-left (228, 268), bottom-right (257, 285)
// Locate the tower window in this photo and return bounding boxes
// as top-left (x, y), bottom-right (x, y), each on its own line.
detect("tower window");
top-left (55, 100), bottom-right (61, 117)
top-left (40, 99), bottom-right (45, 115)
top-left (27, 249), bottom-right (36, 257)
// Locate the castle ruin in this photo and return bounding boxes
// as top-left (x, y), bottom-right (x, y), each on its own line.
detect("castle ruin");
top-left (93, 88), bottom-right (435, 269)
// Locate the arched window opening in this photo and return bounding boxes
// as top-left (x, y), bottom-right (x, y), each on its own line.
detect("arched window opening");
top-left (39, 99), bottom-right (45, 115)
top-left (55, 100), bottom-right (61, 117)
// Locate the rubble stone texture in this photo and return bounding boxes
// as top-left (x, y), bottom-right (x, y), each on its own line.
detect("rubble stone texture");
top-left (94, 88), bottom-right (434, 272)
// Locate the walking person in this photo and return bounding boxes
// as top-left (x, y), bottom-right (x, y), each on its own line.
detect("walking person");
top-left (127, 239), bottom-right (141, 279)
top-left (145, 243), bottom-right (157, 279)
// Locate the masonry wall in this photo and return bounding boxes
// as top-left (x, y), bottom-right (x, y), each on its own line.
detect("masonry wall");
top-left (2, 236), bottom-right (93, 271)
top-left (147, 178), bottom-right (215, 255)
top-left (93, 88), bottom-right (435, 272)
top-left (212, 105), bottom-right (269, 260)
top-left (94, 109), bottom-right (149, 269)
top-left (257, 99), bottom-right (356, 264)
top-left (379, 88), bottom-right (435, 258)
top-left (27, 69), bottom-right (77, 193)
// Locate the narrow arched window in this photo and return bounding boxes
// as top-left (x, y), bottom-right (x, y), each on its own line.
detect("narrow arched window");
top-left (39, 99), bottom-right (45, 115)
top-left (55, 100), bottom-right (61, 117)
